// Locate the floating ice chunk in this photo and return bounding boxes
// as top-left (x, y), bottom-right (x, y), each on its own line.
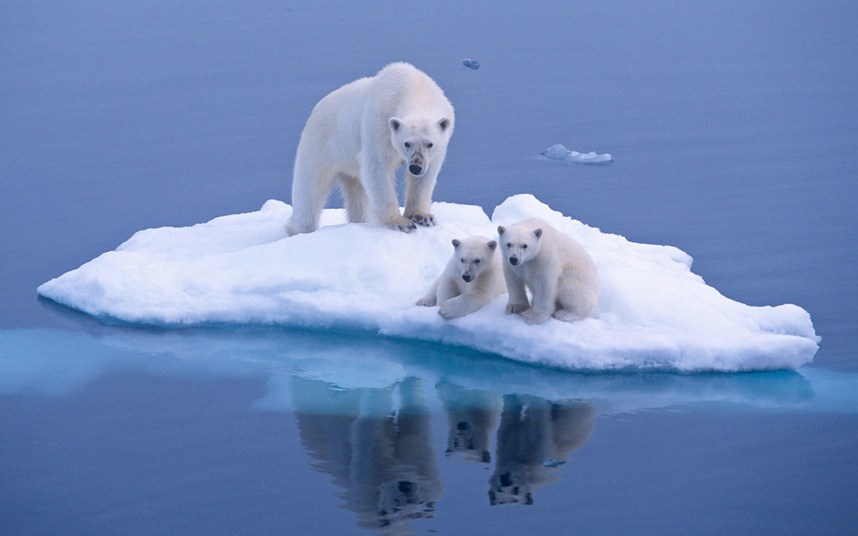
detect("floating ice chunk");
top-left (462, 58), bottom-right (480, 70)
top-left (540, 143), bottom-right (613, 165)
top-left (37, 195), bottom-right (819, 372)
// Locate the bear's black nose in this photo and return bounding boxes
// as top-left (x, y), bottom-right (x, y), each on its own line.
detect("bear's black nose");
top-left (409, 164), bottom-right (423, 175)
top-left (462, 273), bottom-right (472, 282)
top-left (509, 257), bottom-right (519, 266)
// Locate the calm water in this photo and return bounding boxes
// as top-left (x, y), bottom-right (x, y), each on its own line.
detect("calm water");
top-left (2, 2), bottom-right (857, 534)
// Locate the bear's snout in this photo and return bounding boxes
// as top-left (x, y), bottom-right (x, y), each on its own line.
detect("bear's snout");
top-left (462, 273), bottom-right (473, 283)
top-left (409, 163), bottom-right (424, 176)
top-left (509, 256), bottom-right (519, 266)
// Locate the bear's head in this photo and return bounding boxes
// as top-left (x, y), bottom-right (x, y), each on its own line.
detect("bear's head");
top-left (451, 236), bottom-right (498, 283)
top-left (497, 224), bottom-right (542, 267)
top-left (388, 116), bottom-right (452, 177)
top-left (488, 469), bottom-right (535, 506)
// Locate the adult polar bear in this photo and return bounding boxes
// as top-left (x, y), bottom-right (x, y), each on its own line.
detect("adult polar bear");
top-left (287, 63), bottom-right (455, 235)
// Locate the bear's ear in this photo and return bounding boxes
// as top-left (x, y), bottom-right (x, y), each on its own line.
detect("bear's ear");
top-left (438, 118), bottom-right (451, 132)
top-left (388, 117), bottom-right (402, 132)
top-left (497, 226), bottom-right (506, 236)
top-left (487, 240), bottom-right (497, 251)
top-left (452, 239), bottom-right (461, 248)
top-left (533, 228), bottom-right (543, 239)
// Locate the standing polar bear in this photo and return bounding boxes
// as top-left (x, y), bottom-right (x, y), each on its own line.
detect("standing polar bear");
top-left (498, 218), bottom-right (599, 325)
top-left (416, 236), bottom-right (505, 319)
top-left (286, 62), bottom-right (455, 235)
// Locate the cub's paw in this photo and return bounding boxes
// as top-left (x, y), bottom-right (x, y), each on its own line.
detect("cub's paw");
top-left (553, 310), bottom-right (583, 322)
top-left (505, 303), bottom-right (530, 315)
top-left (407, 213), bottom-right (436, 227)
top-left (416, 297), bottom-right (436, 307)
top-left (521, 309), bottom-right (551, 325)
top-left (439, 298), bottom-right (467, 319)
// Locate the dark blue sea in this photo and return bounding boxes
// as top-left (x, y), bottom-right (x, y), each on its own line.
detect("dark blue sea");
top-left (2, 2), bottom-right (857, 534)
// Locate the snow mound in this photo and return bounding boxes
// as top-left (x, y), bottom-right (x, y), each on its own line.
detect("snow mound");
top-left (541, 143), bottom-right (613, 165)
top-left (37, 195), bottom-right (819, 372)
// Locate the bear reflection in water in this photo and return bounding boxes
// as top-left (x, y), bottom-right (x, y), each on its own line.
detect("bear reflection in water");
top-left (438, 384), bottom-right (594, 505)
top-left (291, 376), bottom-right (441, 531)
top-left (292, 377), bottom-right (596, 532)
top-left (488, 394), bottom-right (595, 506)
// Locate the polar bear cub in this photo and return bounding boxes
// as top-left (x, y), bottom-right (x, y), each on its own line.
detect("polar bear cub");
top-left (286, 62), bottom-right (455, 235)
top-left (416, 236), bottom-right (506, 319)
top-left (498, 218), bottom-right (598, 325)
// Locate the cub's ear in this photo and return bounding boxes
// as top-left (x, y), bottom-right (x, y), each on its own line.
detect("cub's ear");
top-left (487, 240), bottom-right (497, 251)
top-left (388, 117), bottom-right (402, 132)
top-left (534, 228), bottom-right (543, 239)
top-left (438, 118), bottom-right (451, 131)
top-left (452, 239), bottom-right (461, 248)
top-left (497, 226), bottom-right (506, 236)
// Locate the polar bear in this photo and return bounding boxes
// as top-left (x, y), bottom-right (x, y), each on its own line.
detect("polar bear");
top-left (497, 218), bottom-right (598, 325)
top-left (286, 62), bottom-right (455, 235)
top-left (416, 236), bottom-right (506, 319)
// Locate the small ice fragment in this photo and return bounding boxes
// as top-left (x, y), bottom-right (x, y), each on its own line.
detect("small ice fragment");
top-left (541, 144), bottom-right (572, 160)
top-left (542, 459), bottom-right (566, 468)
top-left (462, 58), bottom-right (480, 70)
top-left (540, 144), bottom-right (613, 165)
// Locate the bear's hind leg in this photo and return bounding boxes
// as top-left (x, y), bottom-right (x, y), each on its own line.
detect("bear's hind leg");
top-left (554, 270), bottom-right (597, 321)
top-left (338, 173), bottom-right (368, 223)
top-left (287, 162), bottom-right (335, 235)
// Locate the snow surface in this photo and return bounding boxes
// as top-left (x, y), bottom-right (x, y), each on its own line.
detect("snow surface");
top-left (37, 194), bottom-right (819, 372)
top-left (541, 143), bottom-right (613, 165)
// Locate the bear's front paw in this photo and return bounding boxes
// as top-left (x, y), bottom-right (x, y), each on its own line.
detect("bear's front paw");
top-left (407, 213), bottom-right (436, 227)
top-left (388, 215), bottom-right (417, 233)
top-left (521, 309), bottom-right (551, 325)
top-left (505, 303), bottom-right (529, 315)
top-left (416, 297), bottom-right (436, 307)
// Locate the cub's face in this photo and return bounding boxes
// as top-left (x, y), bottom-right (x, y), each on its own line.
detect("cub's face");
top-left (388, 117), bottom-right (451, 177)
top-left (497, 225), bottom-right (542, 267)
top-left (488, 470), bottom-right (534, 505)
top-left (452, 237), bottom-right (497, 283)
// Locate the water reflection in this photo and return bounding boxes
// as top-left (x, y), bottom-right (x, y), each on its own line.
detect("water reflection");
top-left (3, 324), bottom-right (857, 533)
top-left (292, 376), bottom-right (441, 531)
top-left (437, 382), bottom-right (500, 464)
top-left (437, 382), bottom-right (596, 505)
top-left (489, 395), bottom-right (594, 506)
top-left (292, 376), bottom-right (595, 534)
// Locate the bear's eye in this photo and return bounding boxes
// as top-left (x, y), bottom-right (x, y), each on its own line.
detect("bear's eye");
top-left (404, 142), bottom-right (411, 149)
top-left (474, 259), bottom-right (480, 264)
top-left (522, 244), bottom-right (528, 249)
top-left (427, 142), bottom-right (434, 148)
top-left (460, 257), bottom-right (465, 263)
top-left (507, 243), bottom-right (512, 248)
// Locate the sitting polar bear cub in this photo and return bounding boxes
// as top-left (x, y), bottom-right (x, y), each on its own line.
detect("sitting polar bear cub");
top-left (498, 218), bottom-right (599, 324)
top-left (286, 62), bottom-right (455, 235)
top-left (416, 236), bottom-right (506, 319)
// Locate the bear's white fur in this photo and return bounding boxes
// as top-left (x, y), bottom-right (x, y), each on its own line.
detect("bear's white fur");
top-left (416, 236), bottom-right (506, 319)
top-left (287, 62), bottom-right (455, 235)
top-left (498, 218), bottom-right (599, 325)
